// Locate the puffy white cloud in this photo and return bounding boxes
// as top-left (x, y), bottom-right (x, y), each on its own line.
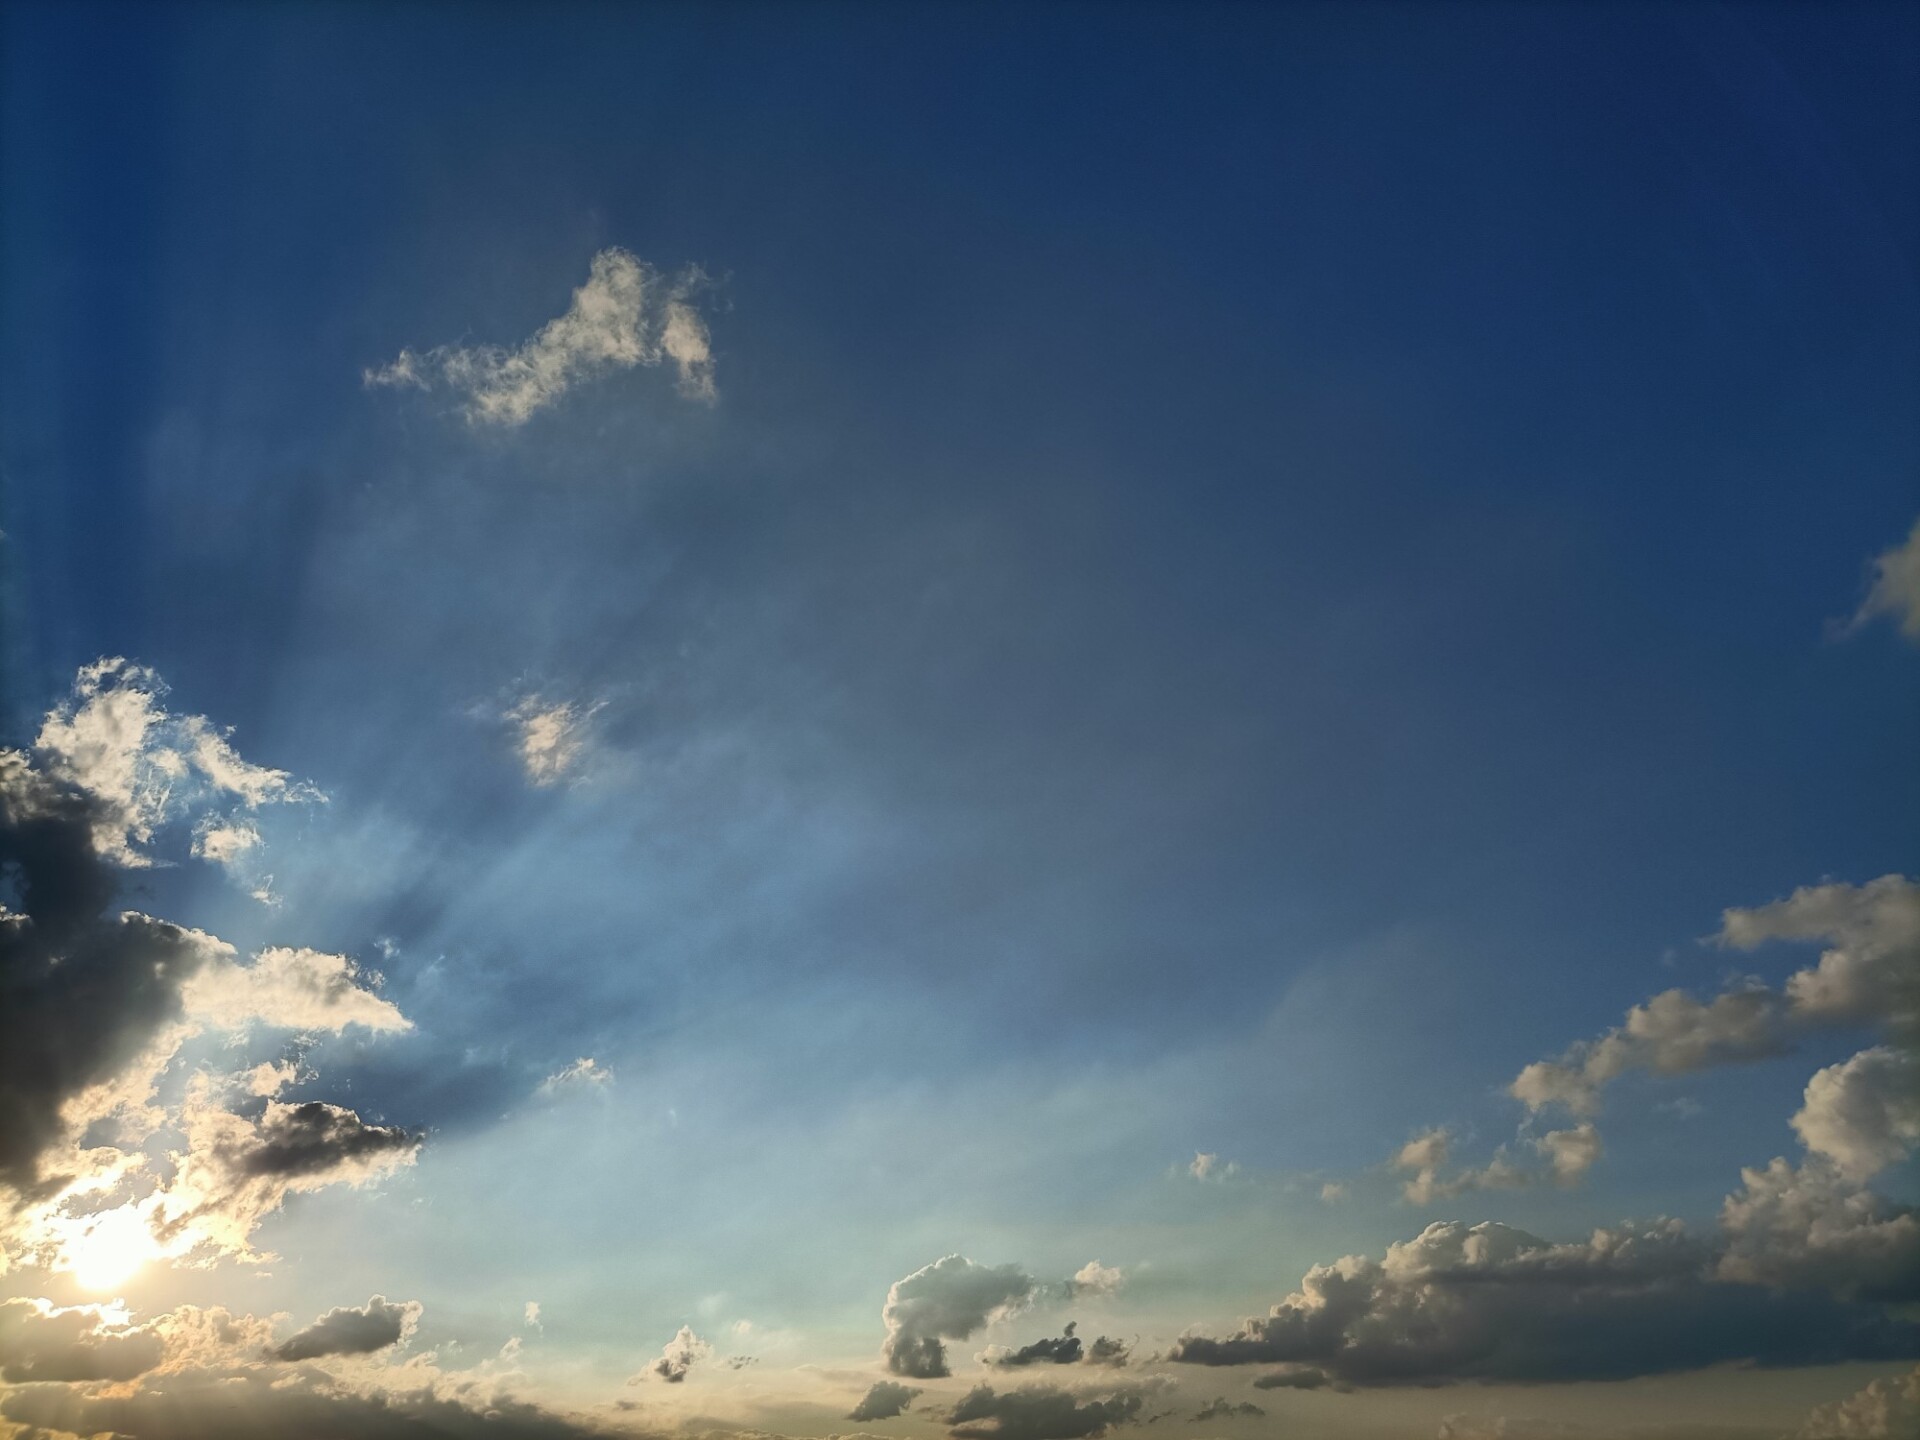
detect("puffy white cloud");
top-left (638, 1324), bottom-right (713, 1383)
top-left (1848, 516), bottom-right (1920, 642)
top-left (181, 945), bottom-right (410, 1036)
top-left (882, 1255), bottom-right (1037, 1379)
top-left (274, 1295), bottom-right (422, 1361)
top-left (365, 247), bottom-right (717, 425)
top-left (1790, 1046), bottom-right (1920, 1180)
top-left (1168, 1218), bottom-right (1916, 1385)
top-left (1064, 1260), bottom-right (1124, 1298)
top-left (1796, 1364), bottom-right (1920, 1438)
top-left (1717, 1155), bottom-right (1919, 1301)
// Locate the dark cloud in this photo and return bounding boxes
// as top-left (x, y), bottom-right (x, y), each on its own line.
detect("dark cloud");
top-left (220, 1102), bottom-right (420, 1181)
top-left (1083, 1337), bottom-right (1130, 1369)
top-left (274, 1296), bottom-right (421, 1362)
top-left (849, 1381), bottom-right (922, 1421)
top-left (0, 755), bottom-right (219, 1195)
top-left (0, 1299), bottom-right (165, 1383)
top-left (882, 1256), bottom-right (1035, 1379)
top-left (0, 1367), bottom-right (618, 1440)
top-left (1189, 1400), bottom-right (1262, 1422)
top-left (1168, 1220), bottom-right (1919, 1386)
top-left (946, 1383), bottom-right (1146, 1440)
top-left (1249, 1366), bottom-right (1330, 1391)
top-left (984, 1323), bottom-right (1082, 1368)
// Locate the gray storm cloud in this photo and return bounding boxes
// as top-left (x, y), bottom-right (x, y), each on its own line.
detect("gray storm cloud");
top-left (274, 1296), bottom-right (423, 1362)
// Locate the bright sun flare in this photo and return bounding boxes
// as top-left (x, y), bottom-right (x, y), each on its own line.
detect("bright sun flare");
top-left (65, 1207), bottom-right (156, 1291)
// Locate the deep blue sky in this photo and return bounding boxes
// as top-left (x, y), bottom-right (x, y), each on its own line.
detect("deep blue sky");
top-left (2, 4), bottom-right (1916, 1436)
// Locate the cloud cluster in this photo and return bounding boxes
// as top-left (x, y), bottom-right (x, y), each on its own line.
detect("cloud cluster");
top-left (0, 663), bottom-right (423, 1279)
top-left (946, 1382), bottom-right (1148, 1440)
top-left (365, 247), bottom-right (716, 424)
top-left (1393, 1124), bottom-right (1602, 1205)
top-left (1168, 1218), bottom-right (1916, 1385)
top-left (881, 1256), bottom-right (1037, 1379)
top-left (273, 1296), bottom-right (423, 1362)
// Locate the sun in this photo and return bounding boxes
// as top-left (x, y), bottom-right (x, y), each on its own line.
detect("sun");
top-left (64, 1206), bottom-right (157, 1292)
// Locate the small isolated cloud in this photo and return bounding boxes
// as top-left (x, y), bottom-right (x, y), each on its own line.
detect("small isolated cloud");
top-left (539, 1056), bottom-right (614, 1097)
top-left (639, 1325), bottom-right (712, 1383)
top-left (364, 247), bottom-right (717, 424)
top-left (507, 696), bottom-right (603, 786)
top-left (881, 1256), bottom-right (1036, 1379)
top-left (946, 1382), bottom-right (1148, 1440)
top-left (1847, 516), bottom-right (1920, 642)
top-left (1190, 1398), bottom-right (1263, 1421)
top-left (272, 1295), bottom-right (421, 1361)
top-left (525, 1302), bottom-right (542, 1329)
top-left (1188, 1152), bottom-right (1238, 1182)
top-left (850, 1381), bottom-right (922, 1422)
top-left (1319, 1182), bottom-right (1348, 1205)
top-left (1795, 1362), bottom-right (1920, 1438)
top-left (1065, 1261), bottom-right (1125, 1298)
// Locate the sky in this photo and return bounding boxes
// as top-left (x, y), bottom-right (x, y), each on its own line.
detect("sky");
top-left (0, 3), bottom-right (1917, 1438)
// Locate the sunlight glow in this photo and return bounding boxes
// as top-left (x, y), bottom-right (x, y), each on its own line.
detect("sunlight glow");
top-left (62, 1205), bottom-right (159, 1292)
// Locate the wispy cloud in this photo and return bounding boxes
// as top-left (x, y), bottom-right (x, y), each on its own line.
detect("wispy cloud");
top-left (365, 247), bottom-right (717, 425)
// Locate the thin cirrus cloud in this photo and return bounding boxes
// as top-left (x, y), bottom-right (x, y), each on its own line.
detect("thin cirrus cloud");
top-left (364, 246), bottom-right (716, 425)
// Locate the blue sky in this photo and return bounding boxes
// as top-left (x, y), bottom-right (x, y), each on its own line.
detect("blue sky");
top-left (1, 4), bottom-right (1917, 1439)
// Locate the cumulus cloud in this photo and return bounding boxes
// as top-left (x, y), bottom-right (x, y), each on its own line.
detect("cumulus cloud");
top-left (1717, 1155), bottom-right (1919, 1301)
top-left (1848, 517), bottom-right (1920, 642)
top-left (1167, 1218), bottom-right (1916, 1386)
top-left (364, 247), bottom-right (717, 424)
top-left (0, 1298), bottom-right (166, 1383)
top-left (1796, 1363), bottom-right (1920, 1438)
top-left (946, 1382), bottom-right (1148, 1440)
top-left (1064, 1261), bottom-right (1124, 1298)
top-left (850, 1381), bottom-right (922, 1422)
top-left (1394, 1125), bottom-right (1602, 1204)
top-left (640, 1324), bottom-right (713, 1383)
top-left (881, 1256), bottom-right (1036, 1379)
top-left (274, 1295), bottom-right (423, 1361)
top-left (32, 657), bottom-right (319, 874)
top-left (1083, 1336), bottom-right (1131, 1368)
top-left (1511, 876), bottom-right (1919, 1117)
top-left (1790, 1046), bottom-right (1920, 1180)
top-left (0, 667), bottom-right (420, 1276)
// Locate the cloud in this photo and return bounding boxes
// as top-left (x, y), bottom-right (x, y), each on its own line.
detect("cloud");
top-left (1847, 517), bottom-right (1920, 642)
top-left (1790, 1046), bottom-right (1920, 1180)
top-left (539, 1056), bottom-right (614, 1097)
top-left (1510, 876), bottom-right (1919, 1117)
top-left (274, 1296), bottom-right (423, 1362)
top-left (1796, 1364), bottom-right (1920, 1438)
top-left (507, 697), bottom-right (603, 786)
top-left (1190, 1399), bottom-right (1263, 1421)
top-left (0, 1298), bottom-right (166, 1383)
top-left (364, 247), bottom-right (717, 424)
top-left (31, 657), bottom-right (319, 872)
top-left (849, 1381), bottom-right (922, 1422)
top-left (640, 1324), bottom-right (713, 1382)
top-left (1319, 1182), bottom-right (1348, 1205)
top-left (982, 1323), bottom-right (1083, 1368)
top-left (946, 1382), bottom-right (1147, 1440)
top-left (881, 1256), bottom-right (1036, 1379)
top-left (1716, 1155), bottom-right (1919, 1301)
top-left (1394, 1125), bottom-right (1602, 1204)
top-left (1064, 1261), bottom-right (1125, 1298)
top-left (1083, 1337), bottom-right (1131, 1369)
top-left (1249, 1366), bottom-right (1331, 1390)
top-left (525, 1303), bottom-right (542, 1329)
top-left (1187, 1152), bottom-right (1238, 1182)
top-left (180, 945), bottom-right (411, 1036)
top-left (1167, 1218), bottom-right (1917, 1385)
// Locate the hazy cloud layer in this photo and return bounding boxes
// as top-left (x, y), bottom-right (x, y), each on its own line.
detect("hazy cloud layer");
top-left (365, 247), bottom-right (716, 424)
top-left (1168, 1218), bottom-right (1917, 1385)
top-left (881, 1256), bottom-right (1036, 1379)
top-left (274, 1295), bottom-right (423, 1361)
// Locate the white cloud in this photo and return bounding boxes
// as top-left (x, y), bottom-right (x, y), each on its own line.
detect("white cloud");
top-left (181, 945), bottom-right (410, 1036)
top-left (1797, 1364), bottom-right (1920, 1438)
top-left (1188, 1151), bottom-right (1238, 1182)
top-left (1848, 517), bottom-right (1920, 642)
top-left (1718, 1154), bottom-right (1919, 1299)
top-left (538, 1056), bottom-right (613, 1096)
top-left (1066, 1260), bottom-right (1125, 1298)
top-left (507, 696), bottom-right (602, 786)
top-left (365, 247), bottom-right (717, 425)
top-left (881, 1255), bottom-right (1036, 1379)
top-left (1394, 1125), bottom-right (1601, 1204)
top-left (1791, 1046), bottom-right (1920, 1180)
